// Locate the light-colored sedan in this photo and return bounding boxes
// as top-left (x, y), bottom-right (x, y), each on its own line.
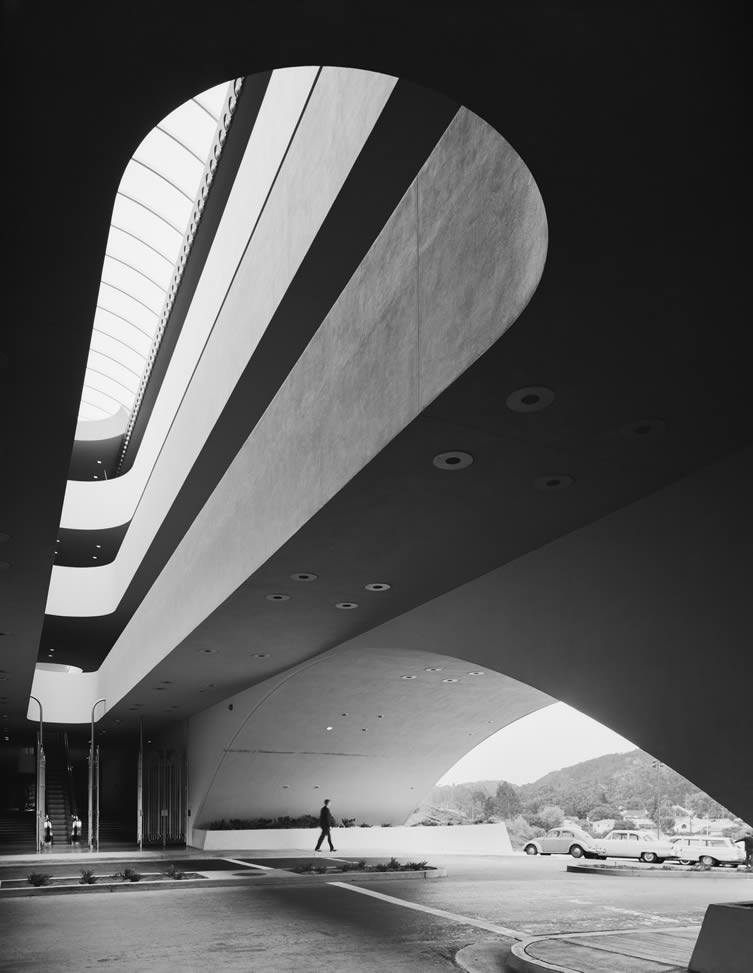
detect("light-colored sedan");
top-left (592, 829), bottom-right (677, 863)
top-left (524, 826), bottom-right (600, 859)
top-left (671, 836), bottom-right (745, 867)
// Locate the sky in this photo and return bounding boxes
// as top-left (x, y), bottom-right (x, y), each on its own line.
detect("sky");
top-left (436, 702), bottom-right (637, 787)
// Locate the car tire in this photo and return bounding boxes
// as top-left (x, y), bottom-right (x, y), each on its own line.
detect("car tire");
top-left (524, 844), bottom-right (538, 856)
top-left (699, 855), bottom-right (716, 867)
top-left (679, 859), bottom-right (692, 866)
top-left (569, 845), bottom-right (585, 859)
top-left (640, 852), bottom-right (659, 863)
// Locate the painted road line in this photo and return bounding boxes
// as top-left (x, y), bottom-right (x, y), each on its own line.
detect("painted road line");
top-left (328, 881), bottom-right (527, 939)
top-left (221, 858), bottom-right (277, 871)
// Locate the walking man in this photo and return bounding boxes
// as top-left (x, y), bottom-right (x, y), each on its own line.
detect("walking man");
top-left (315, 798), bottom-right (336, 852)
top-left (735, 829), bottom-right (753, 868)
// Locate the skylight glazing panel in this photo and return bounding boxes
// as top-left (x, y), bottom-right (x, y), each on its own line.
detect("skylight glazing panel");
top-left (96, 286), bottom-right (158, 336)
top-left (193, 83), bottom-right (227, 119)
top-left (92, 311), bottom-right (153, 358)
top-left (120, 162), bottom-right (193, 230)
top-left (106, 229), bottom-right (174, 289)
top-left (111, 196), bottom-right (184, 263)
top-left (135, 129), bottom-right (204, 198)
top-left (87, 350), bottom-right (141, 391)
top-left (90, 331), bottom-right (146, 376)
top-left (160, 102), bottom-right (217, 157)
top-left (79, 402), bottom-right (109, 421)
top-left (77, 78), bottom-right (236, 427)
top-left (101, 256), bottom-right (165, 313)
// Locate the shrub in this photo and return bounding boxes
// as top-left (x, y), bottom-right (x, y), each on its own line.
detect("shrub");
top-left (27, 872), bottom-right (51, 887)
top-left (340, 817), bottom-right (356, 828)
top-left (314, 865), bottom-right (327, 874)
top-left (375, 863), bottom-right (388, 872)
top-left (79, 870), bottom-right (97, 884)
top-left (164, 864), bottom-right (185, 880)
top-left (402, 861), bottom-right (428, 871)
top-left (357, 860), bottom-right (366, 870)
top-left (200, 815), bottom-right (319, 830)
top-left (116, 868), bottom-right (142, 882)
top-left (292, 862), bottom-right (315, 873)
top-left (387, 857), bottom-right (401, 870)
top-left (359, 822), bottom-right (371, 828)
top-left (381, 823), bottom-right (392, 827)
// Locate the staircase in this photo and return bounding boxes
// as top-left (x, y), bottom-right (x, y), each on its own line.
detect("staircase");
top-left (0, 811), bottom-right (36, 850)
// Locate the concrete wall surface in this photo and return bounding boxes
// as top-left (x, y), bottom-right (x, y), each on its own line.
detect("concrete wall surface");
top-left (191, 822), bottom-right (512, 855)
top-left (688, 902), bottom-right (753, 973)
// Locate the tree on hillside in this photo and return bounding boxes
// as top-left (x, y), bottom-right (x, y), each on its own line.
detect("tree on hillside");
top-left (588, 803), bottom-right (619, 821)
top-left (530, 804), bottom-right (564, 830)
top-left (492, 781), bottom-right (521, 819)
top-left (685, 793), bottom-right (732, 820)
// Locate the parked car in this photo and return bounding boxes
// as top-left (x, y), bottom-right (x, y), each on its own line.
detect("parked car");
top-left (591, 829), bottom-right (677, 863)
top-left (671, 836), bottom-right (745, 867)
top-left (524, 825), bottom-right (599, 859)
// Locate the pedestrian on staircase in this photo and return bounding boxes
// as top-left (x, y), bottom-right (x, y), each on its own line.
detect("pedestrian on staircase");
top-left (71, 814), bottom-right (82, 843)
top-left (44, 814), bottom-right (53, 846)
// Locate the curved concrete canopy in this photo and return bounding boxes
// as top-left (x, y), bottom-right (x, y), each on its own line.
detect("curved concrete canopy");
top-left (190, 646), bottom-right (553, 827)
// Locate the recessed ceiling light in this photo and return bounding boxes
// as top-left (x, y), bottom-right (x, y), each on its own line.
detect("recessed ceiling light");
top-left (326, 726), bottom-right (333, 731)
top-left (400, 675), bottom-right (416, 680)
top-left (365, 582), bottom-right (391, 592)
top-left (96, 460), bottom-right (102, 465)
top-left (93, 476), bottom-right (98, 480)
top-left (432, 450), bottom-right (473, 471)
top-left (207, 684), bottom-right (215, 688)
top-left (92, 556), bottom-right (97, 560)
top-left (377, 714), bottom-right (383, 718)
top-left (467, 671), bottom-right (485, 676)
top-left (253, 653), bottom-right (269, 659)
top-left (341, 713), bottom-right (348, 717)
top-left (361, 728), bottom-right (368, 732)
top-left (161, 680), bottom-right (174, 684)
top-left (619, 418), bottom-right (665, 440)
top-left (266, 593), bottom-right (291, 602)
top-left (506, 386), bottom-right (554, 413)
top-left (442, 678), bottom-right (458, 683)
top-left (282, 785), bottom-right (289, 789)
top-left (154, 687), bottom-right (166, 691)
top-left (313, 785), bottom-right (319, 789)
top-left (197, 647), bottom-right (216, 654)
top-left (534, 474), bottom-right (573, 491)
top-left (290, 572), bottom-right (318, 582)
top-left (424, 667), bottom-right (442, 672)
top-left (335, 602), bottom-right (358, 610)
top-left (95, 544), bottom-right (102, 549)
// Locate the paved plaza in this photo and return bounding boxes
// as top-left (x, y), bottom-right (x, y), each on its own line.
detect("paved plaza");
top-left (2, 852), bottom-right (749, 971)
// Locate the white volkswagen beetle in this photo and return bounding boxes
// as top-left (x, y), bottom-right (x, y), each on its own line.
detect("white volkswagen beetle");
top-left (592, 829), bottom-right (677, 863)
top-left (524, 825), bottom-right (600, 859)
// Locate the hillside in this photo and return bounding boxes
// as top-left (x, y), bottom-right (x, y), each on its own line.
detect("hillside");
top-left (423, 750), bottom-right (737, 825)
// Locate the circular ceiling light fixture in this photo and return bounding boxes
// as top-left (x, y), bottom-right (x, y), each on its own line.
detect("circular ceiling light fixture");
top-left (95, 544), bottom-right (102, 549)
top-left (467, 671), bottom-right (485, 676)
top-left (432, 450), bottom-right (473, 471)
top-left (506, 386), bottom-right (554, 413)
top-left (340, 713), bottom-right (348, 717)
top-left (96, 460), bottom-right (102, 465)
top-left (619, 418), bottom-right (666, 440)
top-left (253, 653), bottom-right (269, 659)
top-left (424, 667), bottom-right (442, 672)
top-left (377, 714), bottom-right (383, 719)
top-left (266, 593), bottom-right (291, 602)
top-left (290, 572), bottom-right (318, 582)
top-left (534, 474), bottom-right (574, 492)
top-left (326, 726), bottom-right (333, 731)
top-left (365, 582), bottom-right (391, 592)
top-left (197, 647), bottom-right (217, 654)
top-left (442, 678), bottom-right (459, 683)
top-left (400, 675), bottom-right (416, 680)
top-left (335, 602), bottom-right (359, 610)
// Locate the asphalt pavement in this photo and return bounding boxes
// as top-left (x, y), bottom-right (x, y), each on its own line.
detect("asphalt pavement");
top-left (1, 852), bottom-right (749, 972)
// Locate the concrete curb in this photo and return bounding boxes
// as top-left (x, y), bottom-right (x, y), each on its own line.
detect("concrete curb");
top-left (0, 866), bottom-right (445, 898)
top-left (567, 862), bottom-right (753, 878)
top-left (455, 941), bottom-right (515, 973)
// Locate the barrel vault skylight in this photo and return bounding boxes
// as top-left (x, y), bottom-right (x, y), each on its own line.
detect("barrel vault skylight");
top-left (79, 80), bottom-right (239, 427)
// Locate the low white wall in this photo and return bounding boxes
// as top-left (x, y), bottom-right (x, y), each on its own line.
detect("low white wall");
top-left (190, 822), bottom-right (512, 855)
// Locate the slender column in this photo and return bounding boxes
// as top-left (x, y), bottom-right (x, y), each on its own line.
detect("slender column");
top-left (29, 697), bottom-right (44, 853)
top-left (88, 699), bottom-right (106, 853)
top-left (137, 720), bottom-right (143, 852)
